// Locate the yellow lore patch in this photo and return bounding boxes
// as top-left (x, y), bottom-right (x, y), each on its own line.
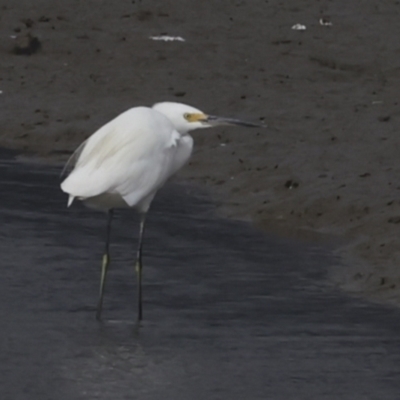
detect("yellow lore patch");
top-left (184, 112), bottom-right (207, 122)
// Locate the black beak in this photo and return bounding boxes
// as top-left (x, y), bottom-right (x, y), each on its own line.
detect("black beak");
top-left (205, 115), bottom-right (266, 128)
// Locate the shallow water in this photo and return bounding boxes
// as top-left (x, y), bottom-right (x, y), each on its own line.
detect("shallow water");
top-left (1, 156), bottom-right (400, 399)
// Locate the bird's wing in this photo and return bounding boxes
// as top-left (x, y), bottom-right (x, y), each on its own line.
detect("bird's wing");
top-left (61, 107), bottom-right (181, 206)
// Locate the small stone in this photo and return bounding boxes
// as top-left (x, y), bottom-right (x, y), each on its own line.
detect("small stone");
top-left (12, 34), bottom-right (41, 55)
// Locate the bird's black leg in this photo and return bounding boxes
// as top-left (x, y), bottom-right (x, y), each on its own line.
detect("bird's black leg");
top-left (96, 209), bottom-right (114, 320)
top-left (135, 212), bottom-right (147, 322)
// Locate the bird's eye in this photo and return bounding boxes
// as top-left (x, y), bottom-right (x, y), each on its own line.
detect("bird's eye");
top-left (183, 113), bottom-right (191, 120)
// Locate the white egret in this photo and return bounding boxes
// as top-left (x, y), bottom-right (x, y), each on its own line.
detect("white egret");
top-left (60, 102), bottom-right (264, 322)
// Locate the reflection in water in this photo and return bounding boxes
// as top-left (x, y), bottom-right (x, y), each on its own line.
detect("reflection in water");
top-left (1, 159), bottom-right (400, 399)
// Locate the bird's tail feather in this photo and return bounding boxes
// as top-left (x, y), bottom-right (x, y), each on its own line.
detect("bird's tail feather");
top-left (67, 195), bottom-right (75, 207)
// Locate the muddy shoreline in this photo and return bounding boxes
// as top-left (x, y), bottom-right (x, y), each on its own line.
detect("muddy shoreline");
top-left (1, 0), bottom-right (400, 304)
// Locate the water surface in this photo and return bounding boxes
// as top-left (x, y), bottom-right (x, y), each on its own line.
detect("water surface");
top-left (1, 157), bottom-right (400, 399)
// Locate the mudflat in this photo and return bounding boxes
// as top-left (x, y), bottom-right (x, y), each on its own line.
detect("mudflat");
top-left (1, 0), bottom-right (399, 303)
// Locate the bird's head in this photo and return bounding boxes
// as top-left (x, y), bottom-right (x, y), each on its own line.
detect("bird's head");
top-left (152, 102), bottom-right (265, 134)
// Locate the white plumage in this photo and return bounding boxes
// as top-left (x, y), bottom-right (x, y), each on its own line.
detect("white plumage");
top-left (61, 105), bottom-right (193, 212)
top-left (60, 101), bottom-right (263, 322)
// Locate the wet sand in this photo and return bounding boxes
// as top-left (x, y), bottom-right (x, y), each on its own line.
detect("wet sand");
top-left (2, 157), bottom-right (400, 399)
top-left (1, 1), bottom-right (400, 303)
